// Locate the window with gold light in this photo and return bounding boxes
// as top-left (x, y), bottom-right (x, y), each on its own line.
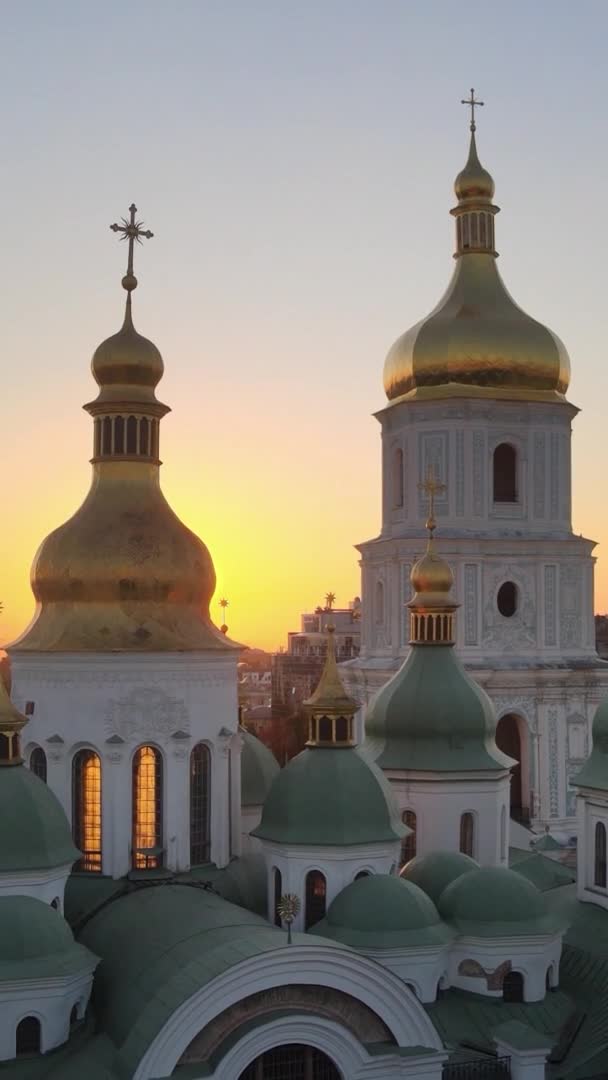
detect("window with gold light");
top-left (190, 742), bottom-right (211, 866)
top-left (72, 749), bottom-right (102, 872)
top-left (132, 745), bottom-right (163, 869)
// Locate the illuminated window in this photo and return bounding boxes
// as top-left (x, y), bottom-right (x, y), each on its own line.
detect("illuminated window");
top-left (72, 750), bottom-right (102, 872)
top-left (132, 745), bottom-right (163, 869)
top-left (595, 822), bottom-right (607, 888)
top-left (401, 810), bottom-right (417, 864)
top-left (190, 743), bottom-right (211, 866)
top-left (16, 1017), bottom-right (41, 1056)
top-left (460, 812), bottom-right (475, 857)
top-left (30, 747), bottom-right (47, 782)
top-left (305, 870), bottom-right (326, 930)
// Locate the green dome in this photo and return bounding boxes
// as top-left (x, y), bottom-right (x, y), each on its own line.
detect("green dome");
top-left (313, 873), bottom-right (452, 947)
top-left (438, 866), bottom-right (563, 937)
top-left (365, 645), bottom-right (513, 772)
top-left (252, 747), bottom-right (405, 846)
top-left (241, 728), bottom-right (279, 806)
top-left (400, 851), bottom-right (479, 904)
top-left (0, 895), bottom-right (96, 980)
top-left (573, 699), bottom-right (608, 791)
top-left (0, 765), bottom-right (80, 871)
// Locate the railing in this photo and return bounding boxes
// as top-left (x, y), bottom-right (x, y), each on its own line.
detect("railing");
top-left (442, 1057), bottom-right (511, 1080)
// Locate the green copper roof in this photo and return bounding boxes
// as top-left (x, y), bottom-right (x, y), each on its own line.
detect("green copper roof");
top-left (0, 895), bottom-right (96, 981)
top-left (573, 699), bottom-right (608, 791)
top-left (400, 851), bottom-right (479, 904)
top-left (439, 866), bottom-right (564, 937)
top-left (252, 746), bottom-right (406, 846)
top-left (0, 765), bottom-right (79, 871)
top-left (364, 645), bottom-right (513, 772)
top-left (509, 849), bottom-right (575, 892)
top-left (240, 728), bottom-right (279, 806)
top-left (79, 881), bottom-right (344, 1080)
top-left (312, 873), bottom-right (452, 947)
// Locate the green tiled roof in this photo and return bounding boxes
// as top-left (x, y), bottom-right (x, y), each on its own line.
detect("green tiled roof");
top-left (438, 867), bottom-right (564, 937)
top-left (79, 881), bottom-right (344, 1079)
top-left (240, 728), bottom-right (279, 806)
top-left (0, 895), bottom-right (96, 981)
top-left (364, 645), bottom-right (512, 772)
top-left (252, 746), bottom-right (405, 846)
top-left (312, 873), bottom-right (453, 947)
top-left (401, 851), bottom-right (479, 904)
top-left (0, 765), bottom-right (79, 871)
top-left (509, 849), bottom-right (575, 892)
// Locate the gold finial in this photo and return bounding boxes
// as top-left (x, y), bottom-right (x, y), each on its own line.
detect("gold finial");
top-left (219, 597), bottom-right (229, 635)
top-left (304, 624), bottom-right (357, 746)
top-left (461, 87), bottom-right (484, 133)
top-left (417, 466), bottom-right (447, 538)
top-left (277, 893), bottom-right (301, 943)
top-left (110, 203), bottom-right (154, 294)
top-left (0, 678), bottom-right (28, 766)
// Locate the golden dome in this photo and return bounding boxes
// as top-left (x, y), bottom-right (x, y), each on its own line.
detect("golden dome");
top-left (90, 298), bottom-right (164, 408)
top-left (9, 204), bottom-right (235, 654)
top-left (410, 542), bottom-right (454, 603)
top-left (383, 130), bottom-right (571, 405)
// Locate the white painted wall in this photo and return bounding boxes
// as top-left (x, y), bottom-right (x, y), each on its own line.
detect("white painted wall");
top-left (448, 933), bottom-right (562, 1002)
top-left (576, 787), bottom-right (608, 911)
top-left (0, 865), bottom-right (72, 911)
top-left (0, 969), bottom-right (95, 1060)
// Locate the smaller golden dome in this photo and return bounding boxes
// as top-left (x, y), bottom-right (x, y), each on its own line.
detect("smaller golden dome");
top-left (454, 133), bottom-right (495, 200)
top-left (89, 297), bottom-right (164, 408)
top-left (0, 678), bottom-right (27, 766)
top-left (411, 543), bottom-right (454, 601)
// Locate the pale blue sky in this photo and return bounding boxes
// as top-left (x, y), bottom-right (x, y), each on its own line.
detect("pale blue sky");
top-left (3, 1), bottom-right (608, 647)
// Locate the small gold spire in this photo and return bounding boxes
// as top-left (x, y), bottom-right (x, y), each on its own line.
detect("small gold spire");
top-left (0, 678), bottom-right (27, 766)
top-left (460, 87), bottom-right (484, 133)
top-left (409, 478), bottom-right (458, 645)
top-left (305, 626), bottom-right (357, 747)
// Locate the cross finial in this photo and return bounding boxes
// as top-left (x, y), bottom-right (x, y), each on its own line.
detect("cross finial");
top-left (109, 203), bottom-right (154, 293)
top-left (418, 466), bottom-right (447, 536)
top-left (461, 87), bottom-right (484, 133)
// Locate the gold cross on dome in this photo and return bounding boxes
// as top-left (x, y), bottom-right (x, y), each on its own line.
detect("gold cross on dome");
top-left (110, 203), bottom-right (154, 292)
top-left (418, 467), bottom-right (447, 534)
top-left (461, 87), bottom-right (484, 133)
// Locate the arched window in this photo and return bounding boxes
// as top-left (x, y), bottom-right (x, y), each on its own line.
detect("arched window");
top-left (375, 580), bottom-right (384, 625)
top-left (273, 867), bottom-right (282, 927)
top-left (239, 1045), bottom-right (340, 1080)
top-left (30, 747), bottom-right (47, 782)
top-left (493, 443), bottom-right (517, 503)
top-left (132, 746), bottom-right (163, 869)
top-left (335, 715), bottom-right (349, 742)
top-left (51, 897), bottom-right (60, 911)
top-left (392, 447), bottom-right (404, 508)
top-left (114, 415), bottom-right (124, 454)
top-left (318, 715), bottom-right (332, 742)
top-left (305, 870), bottom-right (327, 930)
top-left (102, 416), bottom-right (112, 456)
top-left (401, 810), bottom-right (417, 865)
top-left (126, 415), bottom-right (138, 454)
top-left (72, 750), bottom-right (102, 872)
top-left (503, 970), bottom-right (524, 1003)
top-left (140, 416), bottom-right (149, 456)
top-left (595, 822), bottom-right (607, 888)
top-left (190, 743), bottom-right (211, 866)
top-left (16, 1017), bottom-right (41, 1056)
top-left (460, 812), bottom-right (475, 857)
top-left (355, 870), bottom-right (370, 880)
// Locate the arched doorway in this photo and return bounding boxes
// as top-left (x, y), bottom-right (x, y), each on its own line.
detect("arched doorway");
top-left (496, 713), bottom-right (530, 824)
top-left (239, 1044), bottom-right (341, 1079)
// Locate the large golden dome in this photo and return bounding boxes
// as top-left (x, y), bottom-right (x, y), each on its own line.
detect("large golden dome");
top-left (383, 131), bottom-right (571, 404)
top-left (10, 206), bottom-right (234, 654)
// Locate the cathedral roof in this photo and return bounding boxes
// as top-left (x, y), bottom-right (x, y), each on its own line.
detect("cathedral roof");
top-left (0, 762), bottom-right (80, 872)
top-left (400, 851), bottom-right (479, 905)
top-left (0, 895), bottom-right (96, 981)
top-left (240, 728), bottom-right (279, 806)
top-left (252, 746), bottom-right (406, 846)
top-left (382, 121), bottom-right (570, 406)
top-left (438, 867), bottom-right (564, 937)
top-left (312, 873), bottom-right (452, 948)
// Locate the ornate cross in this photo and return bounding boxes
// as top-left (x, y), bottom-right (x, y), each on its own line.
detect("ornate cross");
top-left (418, 467), bottom-right (447, 534)
top-left (461, 87), bottom-right (484, 133)
top-left (110, 203), bottom-right (154, 291)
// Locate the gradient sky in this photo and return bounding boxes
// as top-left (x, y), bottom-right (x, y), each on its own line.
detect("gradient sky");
top-left (2, 1), bottom-right (608, 651)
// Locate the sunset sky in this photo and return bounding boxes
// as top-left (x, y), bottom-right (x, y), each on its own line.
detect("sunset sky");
top-left (2, 1), bottom-right (608, 651)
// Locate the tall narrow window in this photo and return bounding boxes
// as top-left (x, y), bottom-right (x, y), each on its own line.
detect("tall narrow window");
top-left (72, 750), bottom-right (102, 872)
top-left (140, 416), bottom-right (149, 456)
top-left (460, 812), bottom-right (475, 857)
top-left (393, 447), bottom-right (404, 508)
top-left (94, 418), bottom-right (101, 456)
top-left (102, 416), bottom-right (112, 455)
top-left (375, 580), bottom-right (384, 625)
top-left (16, 1017), bottom-right (41, 1056)
top-left (274, 867), bottom-right (282, 927)
top-left (190, 743), bottom-right (211, 866)
top-left (151, 419), bottom-right (159, 458)
top-left (114, 415), bottom-right (125, 454)
top-left (132, 745), bottom-right (163, 869)
top-left (595, 822), bottom-right (607, 887)
top-left (503, 971), bottom-right (524, 1003)
top-left (30, 747), bottom-right (47, 782)
top-left (126, 415), bottom-right (138, 454)
top-left (305, 870), bottom-right (327, 930)
top-left (401, 810), bottom-right (417, 864)
top-left (493, 443), bottom-right (517, 502)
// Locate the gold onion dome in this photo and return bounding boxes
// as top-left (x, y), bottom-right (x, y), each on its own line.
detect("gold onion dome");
top-left (305, 625), bottom-right (357, 747)
top-left (10, 204), bottom-right (234, 654)
top-left (0, 678), bottom-right (27, 765)
top-left (383, 94), bottom-right (570, 404)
